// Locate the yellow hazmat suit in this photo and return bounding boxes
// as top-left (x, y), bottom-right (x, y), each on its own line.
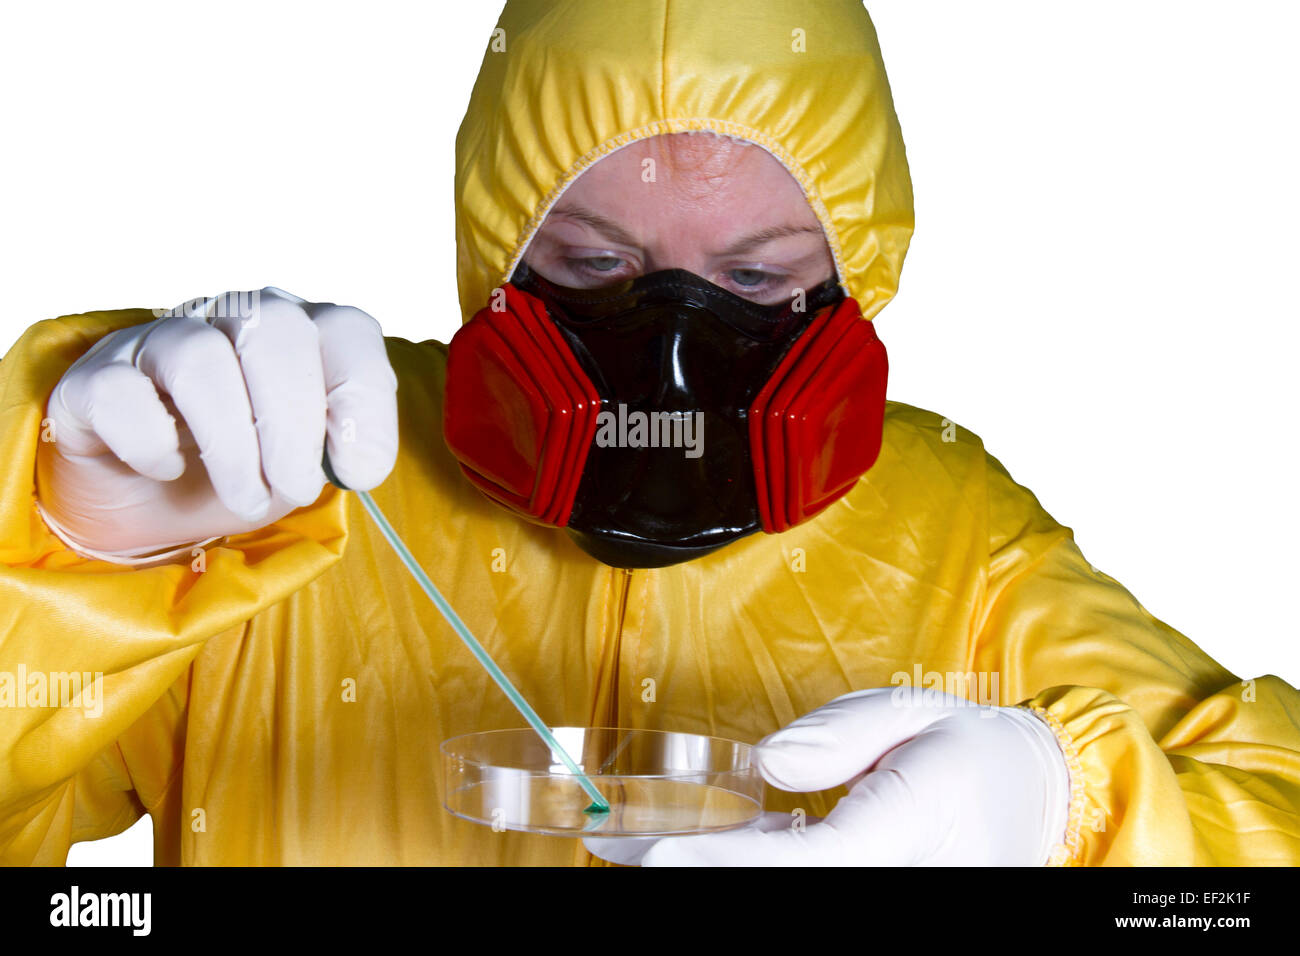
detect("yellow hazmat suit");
top-left (3, 0), bottom-right (1299, 866)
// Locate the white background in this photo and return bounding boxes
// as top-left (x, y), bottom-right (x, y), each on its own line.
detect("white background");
top-left (0, 1), bottom-right (1295, 865)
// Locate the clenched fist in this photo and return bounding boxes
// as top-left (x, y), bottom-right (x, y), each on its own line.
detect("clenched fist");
top-left (35, 287), bottom-right (399, 561)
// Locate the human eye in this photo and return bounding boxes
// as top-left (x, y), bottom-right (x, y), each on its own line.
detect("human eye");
top-left (730, 268), bottom-right (771, 287)
top-left (718, 266), bottom-right (793, 302)
top-left (563, 254), bottom-right (634, 284)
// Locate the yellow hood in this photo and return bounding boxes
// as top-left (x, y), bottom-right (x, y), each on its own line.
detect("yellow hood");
top-left (454, 0), bottom-right (914, 324)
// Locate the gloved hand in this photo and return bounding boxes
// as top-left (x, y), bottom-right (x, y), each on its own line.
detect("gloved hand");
top-left (35, 287), bottom-right (399, 562)
top-left (584, 687), bottom-right (1073, 866)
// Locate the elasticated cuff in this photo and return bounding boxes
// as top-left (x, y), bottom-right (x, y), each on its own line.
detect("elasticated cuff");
top-left (35, 499), bottom-right (225, 568)
top-left (1020, 702), bottom-right (1087, 866)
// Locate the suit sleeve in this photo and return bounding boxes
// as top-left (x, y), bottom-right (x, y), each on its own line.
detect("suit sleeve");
top-left (0, 309), bottom-right (349, 864)
top-left (970, 450), bottom-right (1300, 866)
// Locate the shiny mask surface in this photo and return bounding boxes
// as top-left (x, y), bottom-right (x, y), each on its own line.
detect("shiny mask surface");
top-left (513, 262), bottom-right (844, 567)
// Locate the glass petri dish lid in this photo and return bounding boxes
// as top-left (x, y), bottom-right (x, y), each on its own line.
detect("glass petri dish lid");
top-left (441, 726), bottom-right (764, 837)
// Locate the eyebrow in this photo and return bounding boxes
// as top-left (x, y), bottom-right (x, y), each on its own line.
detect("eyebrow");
top-left (548, 202), bottom-right (824, 256)
top-left (548, 204), bottom-right (640, 248)
top-left (718, 223), bottom-right (825, 256)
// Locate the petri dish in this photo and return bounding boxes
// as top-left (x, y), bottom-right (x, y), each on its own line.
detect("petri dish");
top-left (441, 727), bottom-right (764, 837)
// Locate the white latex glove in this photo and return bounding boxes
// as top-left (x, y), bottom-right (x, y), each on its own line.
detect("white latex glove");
top-left (35, 287), bottom-right (399, 562)
top-left (584, 687), bottom-right (1072, 866)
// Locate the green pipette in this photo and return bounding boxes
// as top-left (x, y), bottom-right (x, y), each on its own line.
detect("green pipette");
top-left (322, 451), bottom-right (610, 815)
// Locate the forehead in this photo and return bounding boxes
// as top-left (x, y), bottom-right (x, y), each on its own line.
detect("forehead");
top-left (553, 132), bottom-right (820, 227)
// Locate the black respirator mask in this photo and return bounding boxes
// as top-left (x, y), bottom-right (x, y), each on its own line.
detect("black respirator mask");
top-left (442, 261), bottom-right (888, 568)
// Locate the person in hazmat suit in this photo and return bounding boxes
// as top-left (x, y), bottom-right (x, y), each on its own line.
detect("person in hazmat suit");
top-left (3, 0), bottom-right (1299, 867)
